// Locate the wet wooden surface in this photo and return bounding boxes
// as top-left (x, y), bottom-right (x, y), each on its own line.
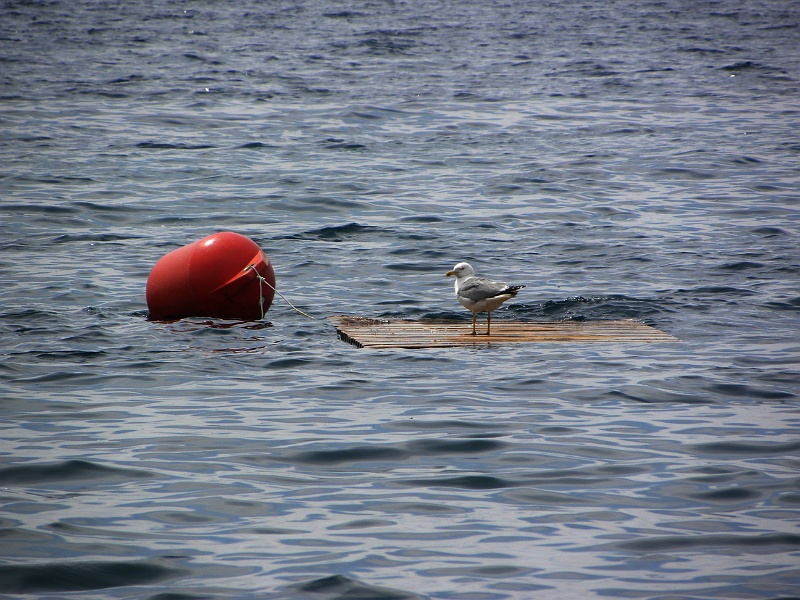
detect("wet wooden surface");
top-left (330, 316), bottom-right (679, 349)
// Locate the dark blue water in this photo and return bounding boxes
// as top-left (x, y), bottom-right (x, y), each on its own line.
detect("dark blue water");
top-left (2, 0), bottom-right (799, 598)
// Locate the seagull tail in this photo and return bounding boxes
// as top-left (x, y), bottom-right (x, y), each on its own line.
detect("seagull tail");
top-left (501, 284), bottom-right (525, 297)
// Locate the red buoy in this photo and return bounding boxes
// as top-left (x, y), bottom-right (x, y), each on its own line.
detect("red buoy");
top-left (146, 232), bottom-right (276, 321)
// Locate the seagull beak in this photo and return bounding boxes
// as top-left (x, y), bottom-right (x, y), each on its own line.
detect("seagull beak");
top-left (445, 270), bottom-right (456, 277)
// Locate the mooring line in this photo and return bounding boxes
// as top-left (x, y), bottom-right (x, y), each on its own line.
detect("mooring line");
top-left (245, 265), bottom-right (316, 320)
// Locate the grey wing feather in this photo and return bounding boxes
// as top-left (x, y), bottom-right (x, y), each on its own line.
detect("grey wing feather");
top-left (458, 277), bottom-right (514, 302)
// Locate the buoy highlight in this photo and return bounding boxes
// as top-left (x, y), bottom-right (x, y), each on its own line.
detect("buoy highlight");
top-left (146, 232), bottom-right (275, 321)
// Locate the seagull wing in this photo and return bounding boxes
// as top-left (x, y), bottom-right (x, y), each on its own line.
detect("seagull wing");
top-left (458, 277), bottom-right (520, 302)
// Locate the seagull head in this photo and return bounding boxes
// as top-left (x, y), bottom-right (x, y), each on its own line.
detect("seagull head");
top-left (446, 262), bottom-right (475, 279)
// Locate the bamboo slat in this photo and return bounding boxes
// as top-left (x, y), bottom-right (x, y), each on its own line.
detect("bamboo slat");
top-left (330, 315), bottom-right (678, 349)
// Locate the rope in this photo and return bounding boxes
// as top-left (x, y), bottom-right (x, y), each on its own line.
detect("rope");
top-left (246, 265), bottom-right (315, 320)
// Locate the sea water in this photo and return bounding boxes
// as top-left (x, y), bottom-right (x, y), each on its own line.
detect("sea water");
top-left (1, 1), bottom-right (799, 598)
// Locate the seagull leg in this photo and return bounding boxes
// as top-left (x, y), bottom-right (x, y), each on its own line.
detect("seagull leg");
top-left (487, 311), bottom-right (491, 336)
top-left (471, 312), bottom-right (477, 335)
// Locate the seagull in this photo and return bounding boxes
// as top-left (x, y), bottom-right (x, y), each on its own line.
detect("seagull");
top-left (445, 262), bottom-right (525, 336)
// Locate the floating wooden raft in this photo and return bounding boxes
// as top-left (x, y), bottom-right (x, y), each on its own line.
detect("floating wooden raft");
top-left (331, 316), bottom-right (678, 349)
